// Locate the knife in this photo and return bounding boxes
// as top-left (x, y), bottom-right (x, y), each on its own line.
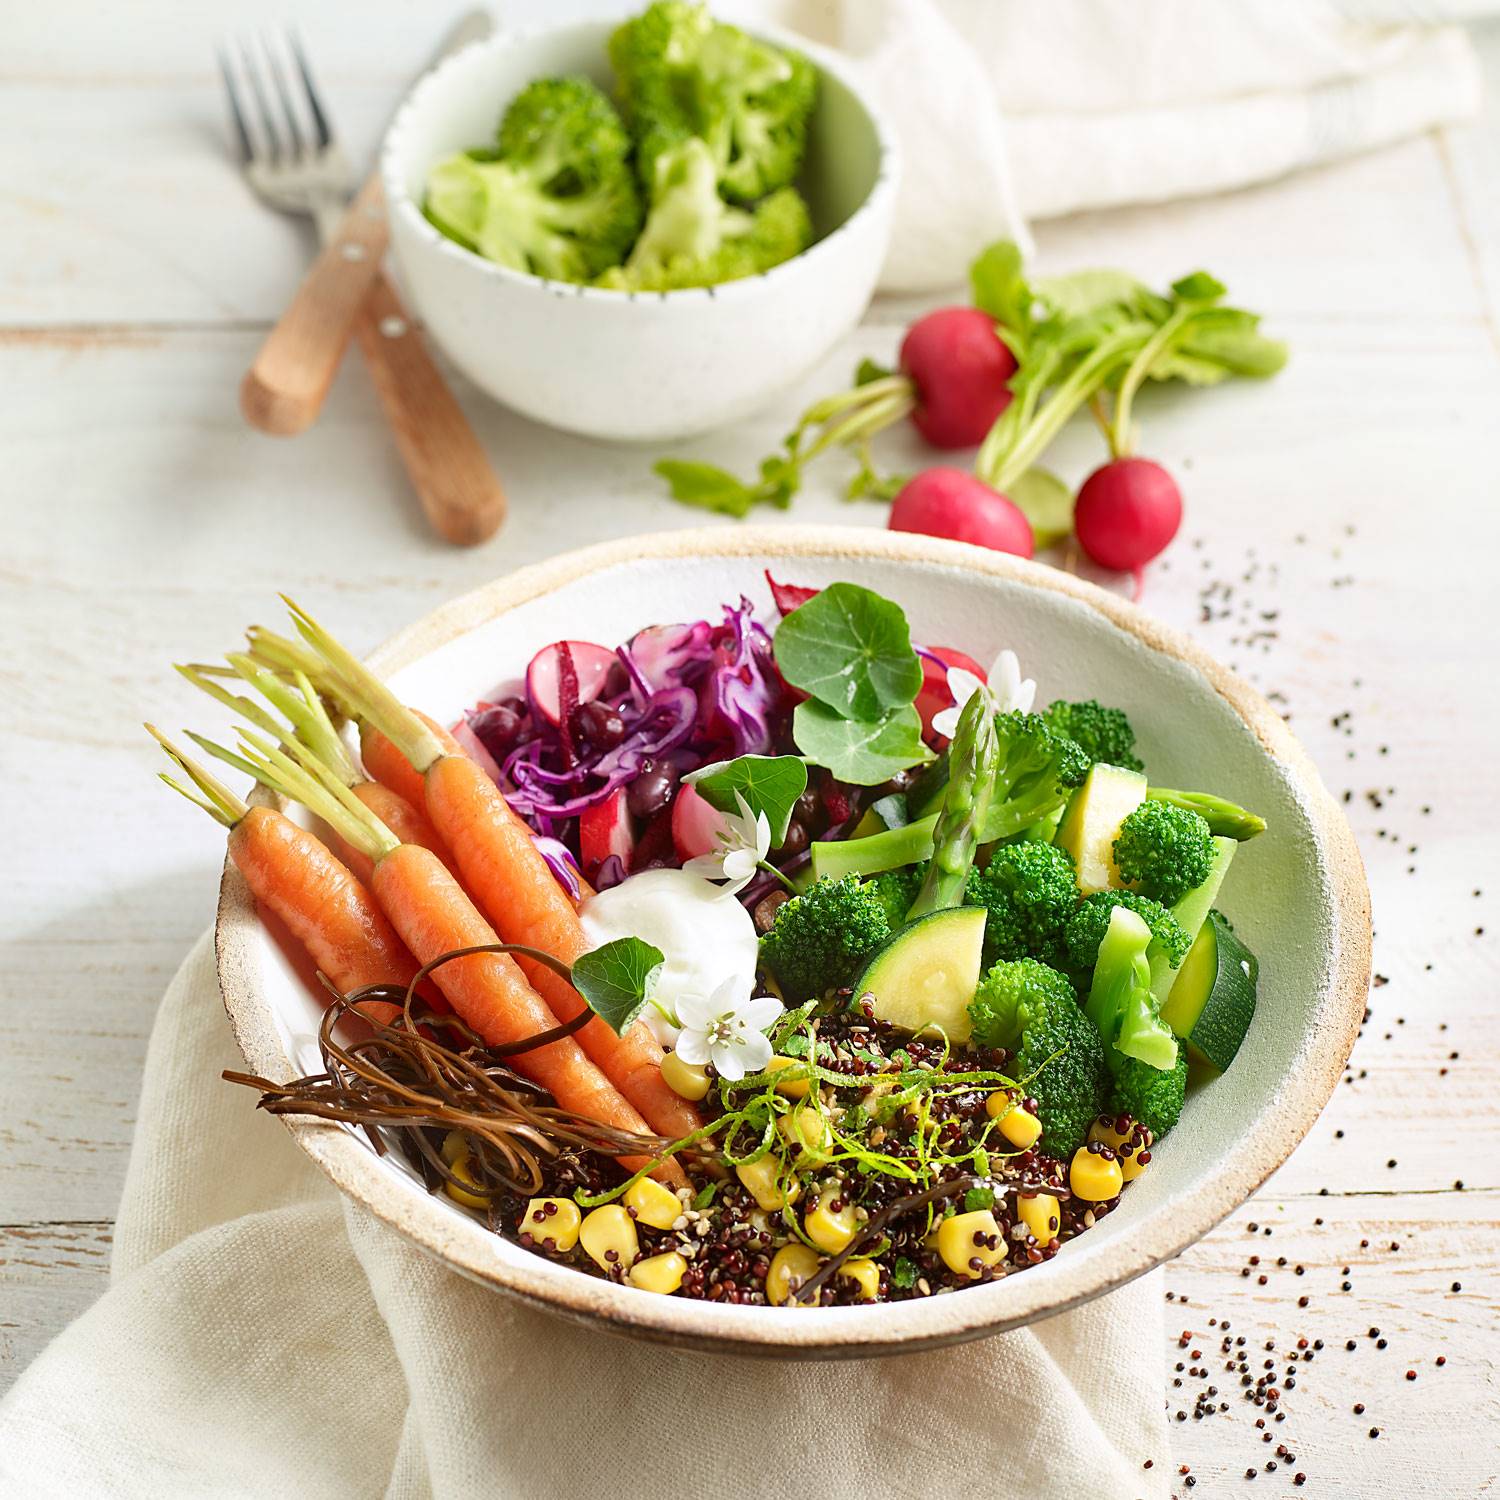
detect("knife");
top-left (240, 11), bottom-right (505, 546)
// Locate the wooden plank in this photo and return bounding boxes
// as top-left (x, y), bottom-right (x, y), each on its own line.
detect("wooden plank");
top-left (1163, 1190), bottom-right (1500, 1495)
top-left (0, 1223), bottom-right (114, 1390)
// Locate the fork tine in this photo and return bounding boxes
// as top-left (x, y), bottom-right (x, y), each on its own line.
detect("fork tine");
top-left (238, 37), bottom-right (282, 162)
top-left (288, 32), bottom-right (334, 149)
top-left (217, 48), bottom-right (254, 164)
top-left (262, 30), bottom-right (306, 158)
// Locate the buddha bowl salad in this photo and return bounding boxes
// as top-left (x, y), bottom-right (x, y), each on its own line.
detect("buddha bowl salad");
top-left (424, 2), bottom-right (818, 291)
top-left (154, 577), bottom-right (1263, 1308)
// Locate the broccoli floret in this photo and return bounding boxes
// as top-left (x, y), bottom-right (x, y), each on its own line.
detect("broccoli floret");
top-left (597, 139), bottom-right (811, 291)
top-left (969, 959), bottom-right (1107, 1158)
top-left (1108, 1050), bottom-right (1188, 1140)
top-left (759, 875), bottom-right (890, 1001)
top-left (862, 865), bottom-right (923, 929)
top-left (1041, 699), bottom-right (1144, 774)
top-left (1064, 891), bottom-right (1190, 976)
top-left (980, 711), bottom-right (1092, 843)
top-left (1083, 905), bottom-right (1179, 1072)
top-left (965, 842), bottom-right (1079, 969)
top-left (424, 76), bottom-right (642, 283)
top-left (609, 1), bottom-right (817, 202)
top-left (1112, 798), bottom-right (1216, 906)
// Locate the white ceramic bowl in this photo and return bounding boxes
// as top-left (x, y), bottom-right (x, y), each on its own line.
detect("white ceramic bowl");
top-left (380, 21), bottom-right (897, 442)
top-left (216, 526), bottom-right (1370, 1359)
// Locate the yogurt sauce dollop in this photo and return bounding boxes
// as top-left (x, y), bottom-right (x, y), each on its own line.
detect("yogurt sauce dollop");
top-left (578, 867), bottom-right (761, 1046)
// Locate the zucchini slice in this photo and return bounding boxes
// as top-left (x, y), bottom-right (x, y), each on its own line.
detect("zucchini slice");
top-left (854, 906), bottom-right (987, 1043)
top-left (1161, 910), bottom-right (1258, 1074)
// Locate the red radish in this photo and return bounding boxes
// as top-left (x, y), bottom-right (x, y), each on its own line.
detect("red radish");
top-left (579, 787), bottom-right (634, 879)
top-left (889, 468), bottom-right (1034, 557)
top-left (448, 715), bottom-right (504, 782)
top-left (901, 307), bottom-right (1017, 448)
top-left (671, 782), bottom-right (729, 862)
top-left (915, 646), bottom-right (987, 736)
top-left (1073, 457), bottom-right (1183, 570)
top-left (765, 570), bottom-right (818, 616)
top-left (526, 640), bottom-right (617, 727)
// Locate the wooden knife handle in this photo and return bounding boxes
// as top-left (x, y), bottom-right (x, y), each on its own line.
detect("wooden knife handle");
top-left (240, 177), bottom-right (390, 436)
top-left (353, 275), bottom-right (507, 547)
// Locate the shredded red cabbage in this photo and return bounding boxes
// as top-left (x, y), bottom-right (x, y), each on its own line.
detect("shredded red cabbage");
top-left (465, 598), bottom-right (791, 843)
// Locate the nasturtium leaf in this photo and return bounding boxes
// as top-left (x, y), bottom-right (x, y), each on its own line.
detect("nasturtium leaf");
top-left (792, 700), bottom-right (932, 786)
top-left (774, 582), bottom-right (923, 721)
top-left (685, 754), bottom-right (808, 843)
top-left (1009, 468), bottom-right (1075, 549)
top-left (571, 937), bottom-right (665, 1037)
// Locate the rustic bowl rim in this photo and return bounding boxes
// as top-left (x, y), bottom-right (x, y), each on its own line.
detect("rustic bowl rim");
top-left (214, 525), bottom-right (1370, 1358)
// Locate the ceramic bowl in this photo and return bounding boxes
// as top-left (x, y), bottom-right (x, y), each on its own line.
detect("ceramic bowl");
top-left (215, 526), bottom-right (1370, 1359)
top-left (380, 21), bottom-right (897, 442)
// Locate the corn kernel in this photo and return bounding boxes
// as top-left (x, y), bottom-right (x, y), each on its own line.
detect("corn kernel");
top-left (443, 1153), bottom-right (490, 1210)
top-left (984, 1090), bottom-right (1015, 1120)
top-left (838, 1258), bottom-right (880, 1301)
top-left (660, 1051), bottom-right (711, 1101)
top-left (936, 1209), bottom-right (1005, 1278)
top-left (778, 1102), bottom-right (834, 1165)
top-left (736, 1153), bottom-right (801, 1212)
top-left (1016, 1191), bottom-right (1061, 1248)
top-left (579, 1204), bottom-right (639, 1271)
top-left (995, 1103), bottom-right (1043, 1151)
top-left (766, 1242), bottom-right (821, 1306)
top-left (625, 1176), bottom-right (681, 1230)
top-left (765, 1054), bottom-right (811, 1099)
top-left (1070, 1146), bottom-right (1124, 1202)
top-left (1090, 1117), bottom-right (1150, 1181)
top-left (804, 1185), bottom-right (859, 1254)
top-left (519, 1197), bottom-right (582, 1252)
top-left (627, 1250), bottom-right (687, 1295)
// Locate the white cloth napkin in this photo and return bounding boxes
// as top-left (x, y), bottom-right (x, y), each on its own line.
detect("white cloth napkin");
top-left (743, 0), bottom-right (1486, 288)
top-left (0, 933), bottom-right (1172, 1499)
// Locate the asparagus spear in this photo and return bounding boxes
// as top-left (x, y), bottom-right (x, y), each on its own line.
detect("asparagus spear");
top-left (1145, 787), bottom-right (1266, 841)
top-left (907, 691), bottom-right (999, 920)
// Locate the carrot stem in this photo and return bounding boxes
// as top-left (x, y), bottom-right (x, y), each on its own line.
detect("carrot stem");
top-left (226, 653), bottom-right (357, 784)
top-left (282, 597), bottom-right (446, 774)
top-left (147, 724), bottom-right (248, 827)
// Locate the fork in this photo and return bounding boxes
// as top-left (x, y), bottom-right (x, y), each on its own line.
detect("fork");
top-left (221, 32), bottom-right (505, 546)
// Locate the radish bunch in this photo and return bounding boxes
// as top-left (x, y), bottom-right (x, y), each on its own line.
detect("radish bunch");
top-left (657, 240), bottom-right (1286, 588)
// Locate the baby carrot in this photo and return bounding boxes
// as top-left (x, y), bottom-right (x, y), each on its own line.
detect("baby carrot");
top-left (177, 660), bottom-right (457, 886)
top-left (286, 599), bottom-right (703, 1142)
top-left (149, 728), bottom-right (416, 1025)
top-left (232, 727), bottom-right (681, 1184)
top-left (360, 711), bottom-right (460, 808)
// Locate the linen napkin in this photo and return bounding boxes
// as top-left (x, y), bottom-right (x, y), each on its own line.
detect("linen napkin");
top-left (741, 0), bottom-right (1486, 289)
top-left (0, 933), bottom-right (1172, 1500)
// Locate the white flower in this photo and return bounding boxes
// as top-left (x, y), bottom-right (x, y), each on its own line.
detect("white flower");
top-left (681, 791), bottom-right (770, 898)
top-left (670, 974), bottom-right (783, 1081)
top-left (931, 648), bottom-right (1037, 738)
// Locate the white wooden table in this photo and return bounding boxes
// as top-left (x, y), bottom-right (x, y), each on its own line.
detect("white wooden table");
top-left (3, 3), bottom-right (1499, 1491)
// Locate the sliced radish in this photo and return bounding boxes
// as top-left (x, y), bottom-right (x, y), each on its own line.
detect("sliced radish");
top-left (579, 787), bottom-right (635, 880)
top-left (526, 640), bottom-right (617, 727)
top-left (449, 716), bottom-right (504, 782)
top-left (915, 646), bottom-right (987, 736)
top-left (626, 621), bottom-right (713, 691)
top-left (671, 782), bottom-right (729, 862)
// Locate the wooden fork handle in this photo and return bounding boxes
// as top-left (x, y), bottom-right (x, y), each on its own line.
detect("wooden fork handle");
top-left (240, 176), bottom-right (390, 436)
top-left (353, 274), bottom-right (507, 547)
